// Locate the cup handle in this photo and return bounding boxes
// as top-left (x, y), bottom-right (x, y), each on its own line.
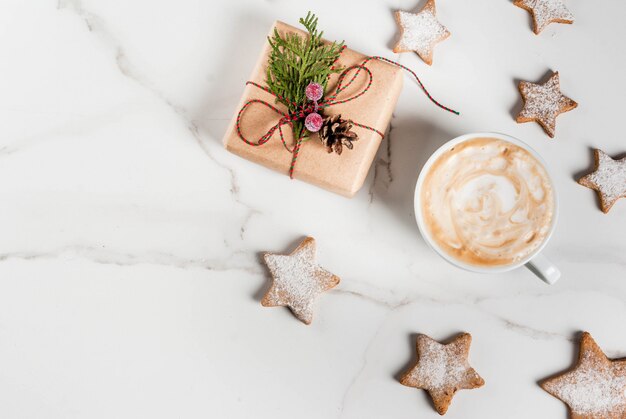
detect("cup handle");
top-left (525, 254), bottom-right (561, 285)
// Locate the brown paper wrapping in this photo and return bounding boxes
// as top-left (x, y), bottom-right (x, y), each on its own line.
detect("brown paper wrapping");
top-left (223, 21), bottom-right (403, 197)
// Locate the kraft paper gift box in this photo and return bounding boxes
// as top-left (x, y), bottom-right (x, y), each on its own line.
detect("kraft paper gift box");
top-left (223, 20), bottom-right (403, 197)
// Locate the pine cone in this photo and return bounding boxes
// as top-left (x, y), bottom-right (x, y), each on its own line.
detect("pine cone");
top-left (319, 114), bottom-right (358, 155)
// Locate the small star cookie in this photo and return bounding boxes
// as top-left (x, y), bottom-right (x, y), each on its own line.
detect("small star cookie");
top-left (516, 71), bottom-right (577, 138)
top-left (541, 332), bottom-right (626, 418)
top-left (514, 0), bottom-right (574, 34)
top-left (261, 237), bottom-right (339, 325)
top-left (400, 333), bottom-right (484, 415)
top-left (393, 0), bottom-right (450, 65)
top-left (578, 149), bottom-right (626, 213)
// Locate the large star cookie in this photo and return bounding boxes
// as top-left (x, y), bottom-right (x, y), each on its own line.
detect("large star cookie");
top-left (541, 332), bottom-right (626, 418)
top-left (393, 0), bottom-right (450, 65)
top-left (400, 333), bottom-right (484, 415)
top-left (516, 71), bottom-right (577, 138)
top-left (578, 149), bottom-right (626, 213)
top-left (514, 0), bottom-right (574, 34)
top-left (261, 237), bottom-right (339, 325)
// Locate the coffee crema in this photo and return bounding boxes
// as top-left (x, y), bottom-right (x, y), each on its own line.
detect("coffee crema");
top-left (420, 137), bottom-right (555, 267)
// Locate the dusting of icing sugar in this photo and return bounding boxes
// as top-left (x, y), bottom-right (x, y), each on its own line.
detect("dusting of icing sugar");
top-left (395, 5), bottom-right (449, 63)
top-left (517, 72), bottom-right (576, 137)
top-left (547, 353), bottom-right (626, 416)
top-left (265, 255), bottom-right (320, 315)
top-left (405, 336), bottom-right (477, 391)
top-left (516, 0), bottom-right (574, 33)
top-left (520, 77), bottom-right (559, 130)
top-left (586, 151), bottom-right (626, 203)
top-left (262, 238), bottom-right (339, 324)
top-left (524, 78), bottom-right (559, 113)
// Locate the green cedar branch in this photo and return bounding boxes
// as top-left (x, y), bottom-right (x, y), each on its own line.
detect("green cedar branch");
top-left (266, 12), bottom-right (344, 139)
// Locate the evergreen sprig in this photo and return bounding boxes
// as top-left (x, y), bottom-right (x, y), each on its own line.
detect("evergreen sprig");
top-left (266, 12), bottom-right (344, 139)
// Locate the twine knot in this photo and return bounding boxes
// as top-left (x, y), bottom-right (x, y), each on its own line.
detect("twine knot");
top-left (236, 54), bottom-right (459, 178)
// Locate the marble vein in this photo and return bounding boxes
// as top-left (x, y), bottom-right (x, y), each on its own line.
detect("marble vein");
top-left (56, 0), bottom-right (260, 247)
top-left (57, 0), bottom-right (245, 199)
top-left (0, 245), bottom-right (260, 274)
top-left (334, 283), bottom-right (582, 344)
top-left (337, 313), bottom-right (392, 418)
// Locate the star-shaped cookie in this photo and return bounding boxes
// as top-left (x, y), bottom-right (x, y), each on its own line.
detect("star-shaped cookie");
top-left (578, 149), bottom-right (626, 213)
top-left (541, 332), bottom-right (626, 418)
top-left (261, 237), bottom-right (339, 325)
top-left (514, 0), bottom-right (574, 34)
top-left (393, 0), bottom-right (450, 65)
top-left (516, 71), bottom-right (577, 138)
top-left (400, 333), bottom-right (485, 415)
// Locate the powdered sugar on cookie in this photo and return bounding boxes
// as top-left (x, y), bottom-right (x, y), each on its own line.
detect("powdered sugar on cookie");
top-left (262, 237), bottom-right (340, 325)
top-left (579, 149), bottom-right (626, 213)
top-left (548, 357), bottom-right (626, 415)
top-left (514, 0), bottom-right (574, 34)
top-left (400, 333), bottom-right (484, 415)
top-left (393, 0), bottom-right (450, 65)
top-left (516, 72), bottom-right (577, 138)
top-left (542, 332), bottom-right (626, 418)
top-left (408, 337), bottom-right (468, 389)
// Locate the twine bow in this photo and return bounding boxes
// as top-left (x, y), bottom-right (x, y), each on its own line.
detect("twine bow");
top-left (236, 54), bottom-right (459, 178)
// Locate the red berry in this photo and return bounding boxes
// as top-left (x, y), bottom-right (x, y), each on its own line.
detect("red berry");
top-left (305, 82), bottom-right (323, 102)
top-left (304, 112), bottom-right (323, 132)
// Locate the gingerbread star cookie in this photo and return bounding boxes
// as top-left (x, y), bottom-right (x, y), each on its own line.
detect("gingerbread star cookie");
top-left (516, 71), bottom-right (577, 138)
top-left (261, 237), bottom-right (339, 325)
top-left (514, 0), bottom-right (574, 34)
top-left (393, 0), bottom-right (450, 65)
top-left (578, 149), bottom-right (626, 213)
top-left (541, 332), bottom-right (626, 419)
top-left (400, 333), bottom-right (484, 415)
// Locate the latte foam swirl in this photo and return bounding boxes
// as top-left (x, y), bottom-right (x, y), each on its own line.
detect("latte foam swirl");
top-left (421, 138), bottom-right (555, 267)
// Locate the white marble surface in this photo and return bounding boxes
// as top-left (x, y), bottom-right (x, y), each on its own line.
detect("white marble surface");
top-left (1, 1), bottom-right (625, 418)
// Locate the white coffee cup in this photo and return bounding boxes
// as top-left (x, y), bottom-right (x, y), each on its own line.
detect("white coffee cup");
top-left (413, 132), bottom-right (560, 284)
